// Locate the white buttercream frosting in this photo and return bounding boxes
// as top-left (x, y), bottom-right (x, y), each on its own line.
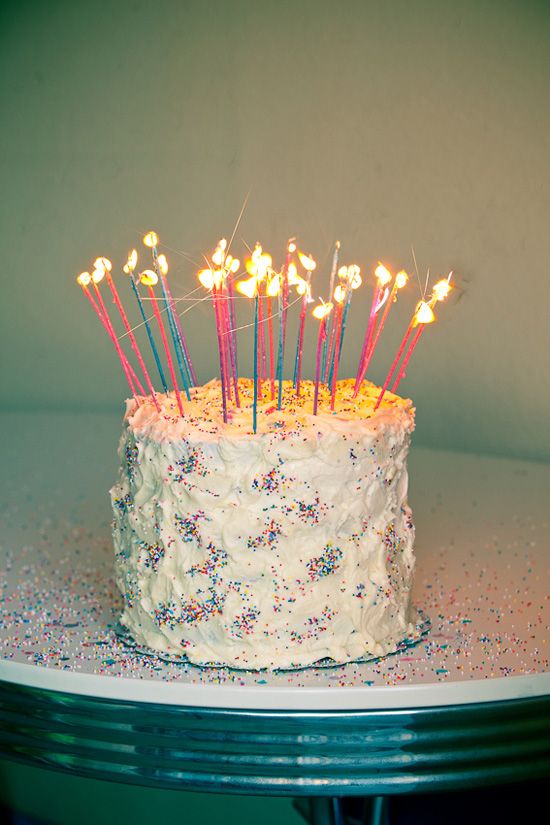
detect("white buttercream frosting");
top-left (111, 378), bottom-right (417, 669)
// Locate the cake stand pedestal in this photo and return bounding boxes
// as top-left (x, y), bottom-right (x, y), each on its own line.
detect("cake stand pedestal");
top-left (1, 413), bottom-right (549, 824)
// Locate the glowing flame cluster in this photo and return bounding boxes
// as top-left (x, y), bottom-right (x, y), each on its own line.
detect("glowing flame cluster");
top-left (198, 238), bottom-right (240, 292)
top-left (414, 273), bottom-right (453, 326)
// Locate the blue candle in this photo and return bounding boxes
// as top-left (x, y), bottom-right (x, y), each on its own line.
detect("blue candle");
top-left (129, 276), bottom-right (168, 393)
top-left (152, 249), bottom-right (191, 401)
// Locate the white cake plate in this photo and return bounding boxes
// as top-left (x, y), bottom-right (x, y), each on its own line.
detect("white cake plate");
top-left (0, 413), bottom-right (549, 798)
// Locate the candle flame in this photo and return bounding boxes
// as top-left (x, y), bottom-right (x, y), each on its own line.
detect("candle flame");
top-left (246, 244), bottom-right (272, 281)
top-left (415, 301), bottom-right (435, 325)
top-left (225, 254), bottom-right (240, 274)
top-left (312, 301), bottom-right (333, 320)
top-left (76, 272), bottom-right (91, 287)
top-left (333, 284), bottom-right (346, 304)
top-left (198, 268), bottom-right (224, 291)
top-left (212, 238), bottom-right (227, 268)
top-left (266, 272), bottom-right (281, 297)
top-left (375, 262), bottom-right (392, 287)
top-left (94, 256), bottom-right (112, 273)
top-left (375, 287), bottom-right (390, 313)
top-left (140, 269), bottom-right (158, 287)
top-left (157, 253), bottom-right (169, 276)
top-left (236, 276), bottom-right (258, 299)
top-left (431, 274), bottom-right (453, 303)
top-left (123, 249), bottom-right (138, 274)
top-left (298, 252), bottom-right (316, 272)
top-left (347, 264), bottom-right (362, 289)
top-left (395, 270), bottom-right (409, 289)
top-left (91, 267), bottom-right (105, 284)
top-left (288, 239), bottom-right (297, 254)
top-left (144, 231), bottom-right (159, 248)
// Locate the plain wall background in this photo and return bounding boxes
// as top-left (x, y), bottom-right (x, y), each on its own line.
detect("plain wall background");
top-left (1, 0), bottom-right (550, 461)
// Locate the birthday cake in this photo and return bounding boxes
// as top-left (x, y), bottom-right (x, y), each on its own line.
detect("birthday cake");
top-left (111, 377), bottom-right (419, 670)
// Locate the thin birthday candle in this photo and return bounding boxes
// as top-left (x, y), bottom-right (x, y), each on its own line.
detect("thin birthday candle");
top-left (277, 242), bottom-right (296, 410)
top-left (144, 233), bottom-right (191, 401)
top-left (321, 241), bottom-right (340, 379)
top-left (353, 269), bottom-right (408, 397)
top-left (76, 272), bottom-right (140, 404)
top-left (140, 270), bottom-right (184, 417)
top-left (253, 288), bottom-right (259, 432)
top-left (312, 300), bottom-right (333, 415)
top-left (391, 276), bottom-right (453, 393)
top-left (391, 323), bottom-right (427, 393)
top-left (89, 267), bottom-right (146, 396)
top-left (236, 273), bottom-right (260, 431)
top-left (245, 244), bottom-right (272, 399)
top-left (375, 274), bottom-right (452, 409)
top-left (329, 284), bottom-right (346, 410)
top-left (198, 242), bottom-right (237, 420)
top-left (94, 257), bottom-right (160, 411)
top-left (329, 264), bottom-right (362, 387)
top-left (227, 270), bottom-right (239, 383)
top-left (336, 265), bottom-right (361, 362)
top-left (145, 232), bottom-right (194, 390)
top-left (266, 270), bottom-right (280, 399)
top-left (157, 252), bottom-right (195, 393)
top-left (354, 263), bottom-right (392, 394)
top-left (293, 252), bottom-right (316, 396)
top-left (222, 254), bottom-right (241, 407)
top-left (124, 250), bottom-right (168, 393)
top-left (211, 240), bottom-right (234, 405)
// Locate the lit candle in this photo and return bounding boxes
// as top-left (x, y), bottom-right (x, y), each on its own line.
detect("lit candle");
top-left (354, 263), bottom-right (392, 394)
top-left (375, 274), bottom-right (453, 409)
top-left (94, 257), bottom-right (160, 411)
top-left (89, 266), bottom-right (146, 397)
top-left (330, 264), bottom-right (362, 386)
top-left (236, 274), bottom-right (260, 432)
top-left (198, 258), bottom-right (229, 422)
top-left (293, 251), bottom-right (316, 396)
top-left (277, 244), bottom-right (296, 410)
top-left (312, 300), bottom-right (333, 415)
top-left (76, 272), bottom-right (140, 405)
top-left (321, 241), bottom-right (340, 380)
top-left (266, 270), bottom-right (281, 400)
top-left (353, 269), bottom-right (408, 397)
top-left (329, 283), bottom-right (346, 411)
top-left (144, 233), bottom-right (191, 401)
top-left (140, 270), bottom-right (184, 417)
top-left (124, 250), bottom-right (168, 393)
top-left (222, 252), bottom-right (241, 407)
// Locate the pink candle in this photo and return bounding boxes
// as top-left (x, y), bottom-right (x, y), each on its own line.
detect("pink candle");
top-left (90, 271), bottom-right (146, 397)
top-left (330, 301), bottom-right (343, 411)
top-left (353, 270), bottom-right (408, 397)
top-left (354, 263), bottom-right (392, 395)
top-left (391, 324), bottom-right (425, 393)
top-left (99, 263), bottom-right (160, 411)
top-left (374, 320), bottom-right (415, 411)
top-left (77, 273), bottom-right (141, 405)
top-left (312, 301), bottom-right (332, 415)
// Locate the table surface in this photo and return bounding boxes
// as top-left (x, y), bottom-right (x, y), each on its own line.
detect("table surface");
top-left (1, 412), bottom-right (548, 711)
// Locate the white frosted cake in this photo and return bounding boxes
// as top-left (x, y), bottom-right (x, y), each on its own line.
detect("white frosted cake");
top-left (111, 378), bottom-right (418, 670)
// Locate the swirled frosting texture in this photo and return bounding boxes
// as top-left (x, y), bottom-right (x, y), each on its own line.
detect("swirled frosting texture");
top-left (111, 379), bottom-right (417, 669)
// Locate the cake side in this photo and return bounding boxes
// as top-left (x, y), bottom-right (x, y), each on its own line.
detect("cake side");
top-left (111, 379), bottom-right (417, 669)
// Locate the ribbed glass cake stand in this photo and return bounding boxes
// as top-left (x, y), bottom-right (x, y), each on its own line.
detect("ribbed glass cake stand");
top-left (1, 414), bottom-right (549, 824)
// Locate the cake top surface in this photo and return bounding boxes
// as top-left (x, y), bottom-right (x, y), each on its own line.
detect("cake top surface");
top-left (125, 378), bottom-right (414, 442)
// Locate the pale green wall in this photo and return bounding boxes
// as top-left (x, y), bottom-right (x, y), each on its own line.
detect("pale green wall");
top-left (1, 0), bottom-right (549, 461)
